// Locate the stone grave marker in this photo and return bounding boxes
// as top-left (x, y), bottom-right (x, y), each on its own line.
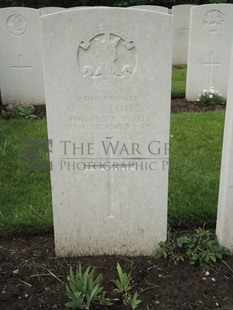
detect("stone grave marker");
top-left (186, 4), bottom-right (233, 101)
top-left (216, 42), bottom-right (233, 253)
top-left (68, 6), bottom-right (90, 9)
top-left (41, 8), bottom-right (172, 256)
top-left (172, 4), bottom-right (194, 65)
top-left (0, 7), bottom-right (45, 105)
top-left (132, 5), bottom-right (168, 14)
top-left (39, 7), bottom-right (66, 16)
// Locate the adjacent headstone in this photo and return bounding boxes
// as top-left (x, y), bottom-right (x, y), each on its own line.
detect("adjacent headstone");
top-left (186, 4), bottom-right (233, 101)
top-left (39, 7), bottom-right (66, 16)
top-left (172, 4), bottom-right (194, 65)
top-left (216, 43), bottom-right (233, 253)
top-left (41, 8), bottom-right (172, 256)
top-left (132, 5), bottom-right (168, 14)
top-left (68, 6), bottom-right (90, 9)
top-left (0, 7), bottom-right (45, 105)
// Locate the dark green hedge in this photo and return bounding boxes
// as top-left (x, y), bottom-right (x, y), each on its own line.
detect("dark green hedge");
top-left (1, 0), bottom-right (233, 10)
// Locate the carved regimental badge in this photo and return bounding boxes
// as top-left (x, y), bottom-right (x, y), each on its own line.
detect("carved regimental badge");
top-left (7, 14), bottom-right (27, 36)
top-left (77, 27), bottom-right (137, 89)
top-left (203, 10), bottom-right (224, 33)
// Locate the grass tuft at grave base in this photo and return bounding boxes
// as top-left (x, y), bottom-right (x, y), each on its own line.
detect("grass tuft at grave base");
top-left (0, 111), bottom-right (225, 237)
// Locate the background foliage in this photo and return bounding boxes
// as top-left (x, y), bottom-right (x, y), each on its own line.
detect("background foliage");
top-left (1, 0), bottom-right (233, 9)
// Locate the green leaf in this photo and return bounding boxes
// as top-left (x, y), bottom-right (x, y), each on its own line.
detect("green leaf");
top-left (65, 301), bottom-right (75, 308)
top-left (128, 292), bottom-right (141, 310)
top-left (69, 266), bottom-right (75, 281)
top-left (83, 266), bottom-right (91, 291)
top-left (69, 281), bottom-right (78, 296)
top-left (65, 264), bottom-right (110, 309)
top-left (116, 263), bottom-right (124, 281)
top-left (210, 253), bottom-right (217, 263)
top-left (89, 284), bottom-right (100, 301)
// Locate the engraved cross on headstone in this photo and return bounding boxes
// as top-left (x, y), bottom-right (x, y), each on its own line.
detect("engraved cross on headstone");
top-left (84, 137), bottom-right (135, 219)
top-left (179, 28), bottom-right (189, 45)
top-left (202, 51), bottom-right (221, 86)
top-left (105, 136), bottom-right (114, 219)
top-left (11, 54), bottom-right (31, 104)
top-left (84, 137), bottom-right (115, 219)
top-left (11, 54), bottom-right (31, 70)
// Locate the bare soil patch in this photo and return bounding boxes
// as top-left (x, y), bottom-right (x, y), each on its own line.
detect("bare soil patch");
top-left (0, 235), bottom-right (233, 310)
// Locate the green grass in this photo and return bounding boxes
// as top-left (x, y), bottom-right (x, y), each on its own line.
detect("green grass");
top-left (0, 119), bottom-right (52, 237)
top-left (0, 111), bottom-right (225, 236)
top-left (169, 111), bottom-right (225, 227)
top-left (172, 66), bottom-right (186, 98)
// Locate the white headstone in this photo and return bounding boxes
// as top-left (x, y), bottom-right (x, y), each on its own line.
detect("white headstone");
top-left (172, 4), bottom-right (194, 65)
top-left (216, 43), bottom-right (233, 253)
top-left (68, 6), bottom-right (90, 9)
top-left (41, 7), bottom-right (172, 257)
top-left (39, 7), bottom-right (66, 16)
top-left (132, 5), bottom-right (168, 14)
top-left (0, 7), bottom-right (45, 105)
top-left (186, 4), bottom-right (233, 101)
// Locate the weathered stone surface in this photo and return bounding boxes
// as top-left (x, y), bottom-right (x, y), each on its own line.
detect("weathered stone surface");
top-left (186, 4), bottom-right (233, 100)
top-left (0, 7), bottom-right (45, 105)
top-left (39, 7), bottom-right (66, 16)
top-left (216, 41), bottom-right (233, 253)
top-left (172, 4), bottom-right (194, 65)
top-left (132, 5), bottom-right (168, 13)
top-left (41, 8), bottom-right (172, 256)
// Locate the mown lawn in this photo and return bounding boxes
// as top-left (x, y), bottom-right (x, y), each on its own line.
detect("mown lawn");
top-left (0, 120), bottom-right (52, 237)
top-left (0, 110), bottom-right (225, 236)
top-left (172, 66), bottom-right (186, 97)
top-left (169, 111), bottom-right (224, 227)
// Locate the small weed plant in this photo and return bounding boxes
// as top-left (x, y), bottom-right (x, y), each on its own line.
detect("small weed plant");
top-left (155, 228), bottom-right (230, 270)
top-left (113, 263), bottom-right (141, 309)
top-left (197, 87), bottom-right (224, 105)
top-left (65, 264), bottom-right (112, 309)
top-left (154, 231), bottom-right (185, 264)
top-left (0, 104), bottom-right (38, 119)
top-left (65, 263), bottom-right (141, 309)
